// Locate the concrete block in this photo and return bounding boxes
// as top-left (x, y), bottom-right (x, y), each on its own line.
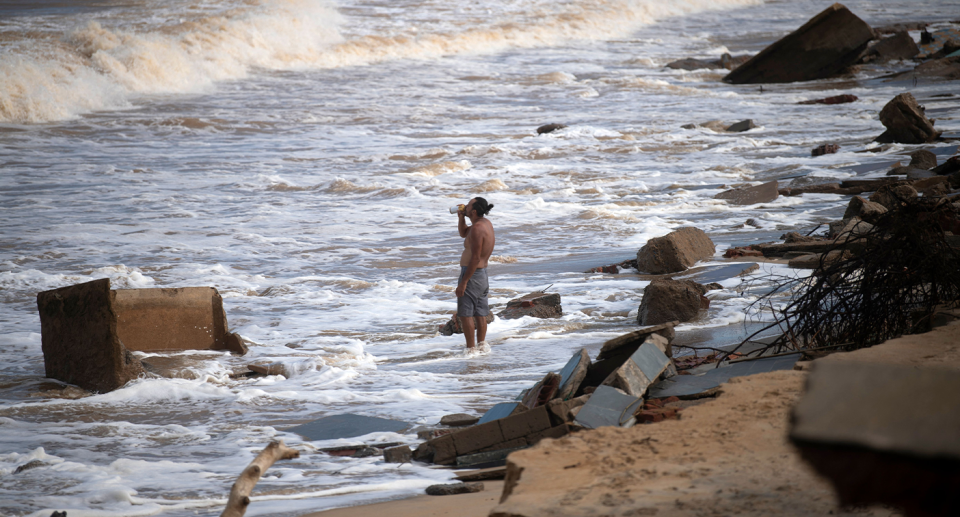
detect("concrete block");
top-left (451, 420), bottom-right (505, 456)
top-left (37, 278), bottom-right (145, 393)
top-left (574, 385), bottom-right (643, 429)
top-left (602, 342), bottom-right (672, 397)
top-left (556, 348), bottom-right (590, 400)
top-left (383, 445), bottom-right (412, 463)
top-left (498, 405), bottom-right (551, 441)
top-left (285, 413), bottom-right (409, 441)
top-left (527, 424), bottom-right (573, 445)
top-left (636, 227), bottom-right (715, 274)
top-left (546, 395), bottom-right (590, 426)
top-left (477, 402), bottom-right (526, 425)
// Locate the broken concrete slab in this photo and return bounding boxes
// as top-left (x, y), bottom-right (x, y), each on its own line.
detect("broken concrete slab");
top-left (498, 292), bottom-right (562, 320)
top-left (597, 322), bottom-right (677, 362)
top-left (477, 402), bottom-right (526, 425)
top-left (860, 31), bottom-right (919, 63)
top-left (573, 385), bottom-right (643, 429)
top-left (647, 354), bottom-right (800, 399)
top-left (636, 227), bottom-right (716, 274)
top-left (455, 466), bottom-right (507, 482)
top-left (546, 396), bottom-right (590, 426)
top-left (285, 414), bottom-right (409, 441)
top-left (674, 263), bottom-right (759, 285)
top-left (451, 420), bottom-right (506, 456)
top-left (724, 4), bottom-right (873, 84)
top-left (112, 287), bottom-right (247, 354)
top-left (602, 341), bottom-right (673, 397)
top-left (791, 361), bottom-right (960, 515)
top-left (37, 278), bottom-right (146, 393)
top-left (555, 348), bottom-right (590, 400)
top-left (499, 406), bottom-right (552, 442)
top-left (441, 414), bottom-right (480, 427)
top-left (843, 196), bottom-right (888, 222)
top-left (714, 181), bottom-right (779, 205)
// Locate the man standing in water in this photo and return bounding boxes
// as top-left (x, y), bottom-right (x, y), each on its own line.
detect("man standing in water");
top-left (456, 197), bottom-right (495, 350)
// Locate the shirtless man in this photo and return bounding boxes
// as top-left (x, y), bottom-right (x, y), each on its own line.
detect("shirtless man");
top-left (456, 197), bottom-right (496, 349)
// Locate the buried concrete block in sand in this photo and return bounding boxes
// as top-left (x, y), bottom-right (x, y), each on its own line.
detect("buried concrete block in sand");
top-left (601, 341), bottom-right (673, 397)
top-left (285, 413), bottom-right (409, 442)
top-left (636, 227), bottom-right (715, 274)
top-left (714, 181), bottom-right (779, 205)
top-left (791, 361), bottom-right (960, 515)
top-left (498, 292), bottom-right (562, 320)
top-left (723, 4), bottom-right (874, 84)
top-left (555, 348), bottom-right (590, 400)
top-left (574, 385), bottom-right (643, 429)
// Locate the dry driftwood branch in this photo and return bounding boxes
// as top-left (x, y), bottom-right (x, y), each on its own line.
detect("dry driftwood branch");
top-left (221, 440), bottom-right (300, 517)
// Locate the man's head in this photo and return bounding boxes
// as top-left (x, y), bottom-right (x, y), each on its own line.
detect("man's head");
top-left (467, 197), bottom-right (494, 218)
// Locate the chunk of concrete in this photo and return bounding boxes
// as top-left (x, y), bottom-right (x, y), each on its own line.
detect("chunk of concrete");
top-left (546, 395), bottom-right (590, 426)
top-left (725, 119), bottom-right (758, 132)
top-left (555, 348), bottom-right (590, 400)
top-left (441, 413), bottom-right (480, 427)
top-left (714, 181), bottom-right (778, 205)
top-left (860, 31), bottom-right (920, 63)
top-left (601, 342), bottom-right (673, 397)
top-left (791, 362), bottom-right (960, 515)
top-left (723, 4), bottom-right (874, 84)
top-left (637, 279), bottom-right (708, 326)
top-left (636, 227), bottom-right (716, 274)
top-left (498, 405), bottom-right (552, 441)
top-left (597, 322), bottom-right (677, 362)
top-left (477, 402), bottom-right (526, 425)
top-left (498, 292), bottom-right (562, 320)
top-left (573, 385), bottom-right (643, 429)
top-left (112, 287), bottom-right (247, 354)
top-left (834, 217), bottom-right (874, 242)
top-left (285, 414), bottom-right (409, 441)
top-left (37, 278), bottom-right (145, 393)
top-left (451, 420), bottom-right (505, 456)
top-left (875, 93), bottom-right (942, 144)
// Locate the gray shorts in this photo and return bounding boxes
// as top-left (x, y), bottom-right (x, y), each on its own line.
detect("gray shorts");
top-left (457, 267), bottom-right (489, 317)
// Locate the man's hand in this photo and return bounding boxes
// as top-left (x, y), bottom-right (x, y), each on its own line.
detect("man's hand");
top-left (455, 282), bottom-right (466, 298)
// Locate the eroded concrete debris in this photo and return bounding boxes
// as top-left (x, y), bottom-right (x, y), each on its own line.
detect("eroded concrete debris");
top-left (637, 279), bottom-right (710, 326)
top-left (37, 278), bottom-right (246, 393)
top-left (636, 227), bottom-right (716, 274)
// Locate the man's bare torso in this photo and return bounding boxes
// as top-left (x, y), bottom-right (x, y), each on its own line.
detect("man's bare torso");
top-left (461, 218), bottom-right (495, 268)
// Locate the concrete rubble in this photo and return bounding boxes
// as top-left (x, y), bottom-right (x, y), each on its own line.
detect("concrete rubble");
top-left (636, 227), bottom-right (716, 274)
top-left (497, 292), bottom-right (562, 320)
top-left (37, 278), bottom-right (247, 393)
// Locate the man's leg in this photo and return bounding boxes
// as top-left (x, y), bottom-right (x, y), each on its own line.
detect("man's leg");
top-left (475, 315), bottom-right (487, 345)
top-left (461, 316), bottom-right (476, 349)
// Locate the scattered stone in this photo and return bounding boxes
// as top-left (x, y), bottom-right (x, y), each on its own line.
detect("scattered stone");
top-left (666, 58), bottom-right (722, 70)
top-left (933, 156), bottom-right (960, 175)
top-left (723, 4), bottom-right (874, 84)
top-left (636, 227), bottom-right (716, 274)
top-left (909, 150), bottom-right (937, 170)
top-left (574, 385), bottom-right (643, 429)
top-left (285, 414), bottom-right (409, 441)
top-left (839, 177), bottom-right (900, 190)
top-left (383, 445), bottom-right (412, 463)
top-left (438, 312), bottom-right (495, 336)
top-left (811, 143), bottom-right (841, 156)
top-left (680, 120), bottom-right (728, 132)
top-left (745, 218), bottom-right (761, 228)
top-left (859, 31), bottom-right (919, 63)
top-left (725, 119), bottom-right (757, 132)
top-left (498, 292), bottom-right (562, 320)
top-left (637, 279), bottom-right (708, 326)
top-left (895, 56), bottom-right (960, 81)
top-left (843, 196), bottom-right (888, 222)
top-left (425, 482), bottom-right (484, 496)
top-left (714, 180), bottom-right (778, 205)
top-left (598, 322), bottom-right (677, 361)
top-left (648, 354), bottom-right (800, 399)
top-left (798, 94), bottom-right (858, 105)
top-left (874, 22), bottom-right (928, 35)
top-left (869, 183), bottom-right (918, 210)
top-left (455, 466), bottom-right (507, 482)
top-left (14, 460), bottom-right (45, 474)
top-left (875, 93), bottom-right (942, 144)
top-left (441, 414), bottom-right (480, 427)
top-left (911, 176), bottom-right (950, 192)
top-left (536, 124), bottom-right (566, 135)
top-left (791, 362), bottom-right (960, 516)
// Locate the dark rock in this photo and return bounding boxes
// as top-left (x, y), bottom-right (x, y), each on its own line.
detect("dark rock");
top-left (839, 178), bottom-right (900, 190)
top-left (248, 362), bottom-right (285, 376)
top-left (425, 482), bottom-right (484, 496)
top-left (725, 119), bottom-right (757, 132)
top-left (888, 166), bottom-right (937, 180)
top-left (636, 227), bottom-right (716, 274)
top-left (781, 232), bottom-right (820, 244)
top-left (843, 196), bottom-right (888, 222)
top-left (638, 279), bottom-right (707, 326)
top-left (438, 312), bottom-right (495, 336)
top-left (719, 53), bottom-right (752, 70)
top-left (714, 180), bottom-right (778, 205)
top-left (859, 31), bottom-right (919, 63)
top-left (37, 279), bottom-right (146, 393)
top-left (869, 183), bottom-right (918, 210)
top-left (874, 22), bottom-right (928, 35)
top-left (798, 94), bottom-right (858, 105)
top-left (875, 93), bottom-right (941, 144)
top-left (911, 176), bottom-right (950, 192)
top-left (383, 445), bottom-right (412, 463)
top-left (353, 447), bottom-right (382, 458)
top-left (51, 512), bottom-right (67, 517)
top-left (666, 58), bottom-right (722, 71)
top-left (811, 144), bottom-right (841, 156)
top-left (536, 124), bottom-right (566, 135)
top-left (723, 4), bottom-right (874, 84)
top-left (585, 264), bottom-right (619, 274)
top-left (788, 250), bottom-right (853, 269)
top-left (909, 150), bottom-right (937, 170)
top-left (441, 413), bottom-right (480, 427)
top-left (933, 156), bottom-right (960, 175)
top-left (780, 183), bottom-right (842, 196)
top-left (680, 120), bottom-right (727, 132)
top-left (14, 460), bottom-right (45, 474)
top-left (497, 292), bottom-right (561, 320)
